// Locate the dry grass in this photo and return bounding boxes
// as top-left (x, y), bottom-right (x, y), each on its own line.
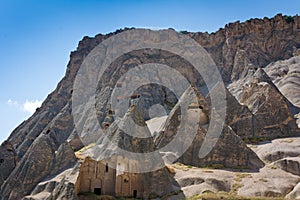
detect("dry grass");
top-left (172, 163), bottom-right (194, 171)
top-left (75, 143), bottom-right (95, 160)
top-left (187, 193), bottom-right (284, 200)
top-left (268, 164), bottom-right (277, 169)
top-left (166, 164), bottom-right (176, 174)
top-left (234, 173), bottom-right (252, 182)
top-left (279, 138), bottom-right (294, 143)
top-left (230, 173), bottom-right (252, 195)
top-left (248, 144), bottom-right (257, 149)
top-left (258, 178), bottom-right (268, 183)
top-left (231, 182), bottom-right (244, 195)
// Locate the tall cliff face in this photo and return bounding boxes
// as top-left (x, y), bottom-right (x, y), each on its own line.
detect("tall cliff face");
top-left (0, 14), bottom-right (300, 199)
top-left (191, 14), bottom-right (300, 82)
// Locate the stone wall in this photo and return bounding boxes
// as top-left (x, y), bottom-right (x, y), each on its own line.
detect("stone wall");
top-left (76, 157), bottom-right (144, 198)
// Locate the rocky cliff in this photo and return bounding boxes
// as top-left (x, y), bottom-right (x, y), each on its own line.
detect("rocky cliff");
top-left (0, 14), bottom-right (300, 200)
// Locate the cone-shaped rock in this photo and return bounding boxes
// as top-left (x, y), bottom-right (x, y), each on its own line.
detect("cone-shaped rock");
top-left (156, 87), bottom-right (264, 170)
top-left (77, 105), bottom-right (182, 199)
top-left (229, 67), bottom-right (300, 139)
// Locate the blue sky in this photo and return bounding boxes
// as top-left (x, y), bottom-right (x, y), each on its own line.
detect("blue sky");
top-left (0, 0), bottom-right (299, 143)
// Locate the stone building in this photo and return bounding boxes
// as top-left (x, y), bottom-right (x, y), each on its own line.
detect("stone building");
top-left (75, 105), bottom-right (181, 199)
top-left (76, 157), bottom-right (144, 198)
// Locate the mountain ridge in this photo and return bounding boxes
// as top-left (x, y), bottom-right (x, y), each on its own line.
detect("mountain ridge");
top-left (0, 13), bottom-right (300, 199)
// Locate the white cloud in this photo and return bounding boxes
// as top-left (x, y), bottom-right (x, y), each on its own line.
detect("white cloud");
top-left (7, 99), bottom-right (42, 114)
top-left (7, 99), bottom-right (19, 106)
top-left (23, 100), bottom-right (42, 114)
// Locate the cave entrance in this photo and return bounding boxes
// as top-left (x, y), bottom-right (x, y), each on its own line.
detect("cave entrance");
top-left (133, 190), bottom-right (137, 198)
top-left (94, 188), bottom-right (102, 195)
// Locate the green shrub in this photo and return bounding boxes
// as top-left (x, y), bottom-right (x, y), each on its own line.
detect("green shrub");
top-left (179, 30), bottom-right (189, 34)
top-left (284, 15), bottom-right (294, 23)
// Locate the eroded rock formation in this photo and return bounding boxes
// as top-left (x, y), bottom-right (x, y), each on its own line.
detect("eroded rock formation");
top-left (0, 14), bottom-right (300, 199)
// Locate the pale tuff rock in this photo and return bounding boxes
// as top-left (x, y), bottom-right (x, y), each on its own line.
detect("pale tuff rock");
top-left (155, 87), bottom-right (264, 169)
top-left (228, 67), bottom-right (300, 139)
top-left (0, 15), bottom-right (300, 199)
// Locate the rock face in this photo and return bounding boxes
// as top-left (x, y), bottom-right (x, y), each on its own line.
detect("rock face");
top-left (222, 88), bottom-right (257, 139)
top-left (264, 55), bottom-right (300, 127)
top-left (177, 125), bottom-right (264, 169)
top-left (228, 67), bottom-right (300, 139)
top-left (274, 157), bottom-right (300, 176)
top-left (237, 167), bottom-right (300, 198)
top-left (0, 14), bottom-right (300, 199)
top-left (252, 137), bottom-right (300, 163)
top-left (155, 87), bottom-right (264, 169)
top-left (265, 55), bottom-right (300, 107)
top-left (286, 182), bottom-right (300, 199)
top-left (74, 105), bottom-right (182, 199)
top-left (191, 14), bottom-right (300, 83)
top-left (0, 141), bottom-right (16, 187)
top-left (0, 104), bottom-right (78, 200)
top-left (24, 166), bottom-right (80, 200)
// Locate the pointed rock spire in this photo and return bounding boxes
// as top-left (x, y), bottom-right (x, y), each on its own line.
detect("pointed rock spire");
top-left (155, 87), bottom-right (264, 170)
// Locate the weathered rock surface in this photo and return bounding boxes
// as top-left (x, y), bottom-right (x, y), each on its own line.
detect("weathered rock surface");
top-left (191, 14), bottom-right (300, 82)
top-left (0, 141), bottom-right (16, 187)
top-left (286, 182), bottom-right (300, 199)
top-left (264, 55), bottom-right (300, 128)
top-left (1, 14), bottom-right (300, 199)
top-left (265, 55), bottom-right (300, 107)
top-left (173, 162), bottom-right (300, 199)
top-left (174, 165), bottom-right (234, 196)
top-left (228, 67), bottom-right (300, 139)
top-left (76, 105), bottom-right (182, 199)
top-left (274, 157), bottom-right (300, 176)
top-left (251, 137), bottom-right (300, 163)
top-left (156, 87), bottom-right (264, 170)
top-left (24, 166), bottom-right (80, 200)
top-left (222, 88), bottom-right (257, 139)
top-left (237, 167), bottom-right (300, 198)
top-left (0, 104), bottom-right (78, 200)
top-left (174, 135), bottom-right (300, 199)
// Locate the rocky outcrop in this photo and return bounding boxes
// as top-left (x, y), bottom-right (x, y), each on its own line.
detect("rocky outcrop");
top-left (174, 166), bottom-right (234, 196)
top-left (155, 87), bottom-right (264, 170)
top-left (222, 88), bottom-right (257, 138)
top-left (191, 14), bottom-right (300, 82)
top-left (237, 167), bottom-right (300, 198)
top-left (274, 157), bottom-right (300, 176)
top-left (264, 55), bottom-right (300, 128)
top-left (174, 162), bottom-right (300, 199)
top-left (24, 166), bottom-right (80, 200)
top-left (177, 125), bottom-right (264, 169)
top-left (286, 182), bottom-right (300, 199)
top-left (228, 67), bottom-right (300, 139)
top-left (0, 104), bottom-right (78, 200)
top-left (1, 14), bottom-right (300, 199)
top-left (265, 55), bottom-right (300, 107)
top-left (0, 141), bottom-right (16, 187)
top-left (252, 137), bottom-right (300, 163)
top-left (75, 105), bottom-right (182, 199)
